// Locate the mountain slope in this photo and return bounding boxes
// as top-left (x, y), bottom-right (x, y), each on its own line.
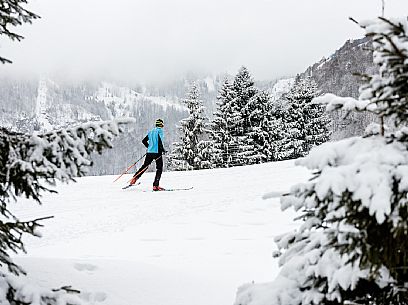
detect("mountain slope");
top-left (0, 77), bottom-right (190, 175)
top-left (301, 38), bottom-right (379, 139)
top-left (0, 75), bottom-right (295, 175)
top-left (12, 161), bottom-right (310, 305)
top-left (303, 37), bottom-right (375, 98)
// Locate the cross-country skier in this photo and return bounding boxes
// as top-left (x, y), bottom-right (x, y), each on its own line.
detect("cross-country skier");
top-left (129, 119), bottom-right (166, 191)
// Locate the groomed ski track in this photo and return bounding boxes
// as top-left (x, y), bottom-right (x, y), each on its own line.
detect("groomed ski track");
top-left (12, 160), bottom-right (310, 305)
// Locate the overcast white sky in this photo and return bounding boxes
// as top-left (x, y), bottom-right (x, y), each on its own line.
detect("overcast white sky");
top-left (2, 0), bottom-right (408, 83)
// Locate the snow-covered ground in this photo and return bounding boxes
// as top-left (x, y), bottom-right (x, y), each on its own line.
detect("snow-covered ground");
top-left (12, 160), bottom-right (310, 305)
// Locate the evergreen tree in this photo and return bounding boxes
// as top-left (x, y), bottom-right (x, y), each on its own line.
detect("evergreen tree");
top-left (245, 90), bottom-right (287, 163)
top-left (196, 139), bottom-right (215, 169)
top-left (231, 66), bottom-right (258, 165)
top-left (0, 4), bottom-right (133, 303)
top-left (358, 17), bottom-right (408, 127)
top-left (268, 116), bottom-right (289, 161)
top-left (270, 100), bottom-right (292, 161)
top-left (170, 82), bottom-right (212, 170)
top-left (282, 76), bottom-right (330, 159)
top-left (210, 68), bottom-right (257, 167)
top-left (236, 17), bottom-right (408, 305)
top-left (209, 77), bottom-right (235, 167)
top-left (0, 119), bottom-right (131, 304)
top-left (0, 0), bottom-right (39, 64)
top-left (211, 68), bottom-right (287, 166)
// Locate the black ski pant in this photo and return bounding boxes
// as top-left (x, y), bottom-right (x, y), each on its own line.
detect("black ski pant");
top-left (132, 153), bottom-right (163, 186)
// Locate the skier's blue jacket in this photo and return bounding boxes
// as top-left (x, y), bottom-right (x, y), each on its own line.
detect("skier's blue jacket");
top-left (142, 127), bottom-right (165, 154)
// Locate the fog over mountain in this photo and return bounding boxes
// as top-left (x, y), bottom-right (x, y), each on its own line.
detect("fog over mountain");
top-left (2, 0), bottom-right (408, 83)
top-left (1, 0), bottom-right (408, 176)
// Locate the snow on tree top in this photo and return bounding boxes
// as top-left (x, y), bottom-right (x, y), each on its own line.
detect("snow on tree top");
top-left (359, 17), bottom-right (408, 36)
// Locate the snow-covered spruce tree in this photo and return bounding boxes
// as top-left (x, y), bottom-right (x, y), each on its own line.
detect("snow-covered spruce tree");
top-left (235, 17), bottom-right (408, 305)
top-left (269, 100), bottom-right (292, 161)
top-left (170, 82), bottom-right (213, 170)
top-left (0, 0), bottom-right (39, 64)
top-left (209, 77), bottom-right (236, 167)
top-left (211, 68), bottom-right (283, 166)
top-left (0, 119), bottom-right (132, 304)
top-left (282, 76), bottom-right (330, 159)
top-left (245, 90), bottom-right (287, 163)
top-left (230, 66), bottom-right (259, 165)
top-left (196, 139), bottom-right (215, 169)
top-left (0, 2), bottom-right (132, 304)
top-left (266, 114), bottom-right (289, 162)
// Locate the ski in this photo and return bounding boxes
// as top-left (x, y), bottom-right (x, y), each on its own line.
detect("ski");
top-left (161, 187), bottom-right (193, 192)
top-left (122, 182), bottom-right (141, 190)
top-left (142, 187), bottom-right (194, 192)
top-left (123, 184), bottom-right (193, 191)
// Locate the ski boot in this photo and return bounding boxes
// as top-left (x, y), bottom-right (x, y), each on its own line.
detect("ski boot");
top-left (153, 186), bottom-right (165, 191)
top-left (129, 176), bottom-right (139, 185)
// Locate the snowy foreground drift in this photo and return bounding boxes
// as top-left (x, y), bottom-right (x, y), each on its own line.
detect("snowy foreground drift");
top-left (11, 161), bottom-right (309, 305)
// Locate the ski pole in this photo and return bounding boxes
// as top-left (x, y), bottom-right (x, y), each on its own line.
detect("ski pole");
top-left (126, 155), bottom-right (163, 184)
top-left (113, 153), bottom-right (146, 183)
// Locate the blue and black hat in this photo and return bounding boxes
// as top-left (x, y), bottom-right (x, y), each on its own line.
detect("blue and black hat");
top-left (155, 119), bottom-right (164, 127)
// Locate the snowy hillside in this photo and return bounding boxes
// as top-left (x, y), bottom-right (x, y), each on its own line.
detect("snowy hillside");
top-left (29, 79), bottom-right (187, 132)
top-left (94, 82), bottom-right (186, 118)
top-left (0, 73), bottom-right (296, 176)
top-left (12, 161), bottom-right (310, 305)
top-left (3, 78), bottom-right (188, 175)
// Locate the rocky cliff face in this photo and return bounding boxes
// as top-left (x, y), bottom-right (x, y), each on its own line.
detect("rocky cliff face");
top-left (301, 37), bottom-right (380, 139)
top-left (304, 37), bottom-right (376, 98)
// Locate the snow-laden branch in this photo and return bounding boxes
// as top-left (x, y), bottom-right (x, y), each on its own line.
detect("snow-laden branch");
top-left (2, 118), bottom-right (134, 204)
top-left (236, 17), bottom-right (408, 305)
top-left (313, 93), bottom-right (377, 112)
top-left (292, 135), bottom-right (408, 224)
top-left (0, 117), bottom-right (134, 305)
top-left (235, 230), bottom-right (389, 305)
